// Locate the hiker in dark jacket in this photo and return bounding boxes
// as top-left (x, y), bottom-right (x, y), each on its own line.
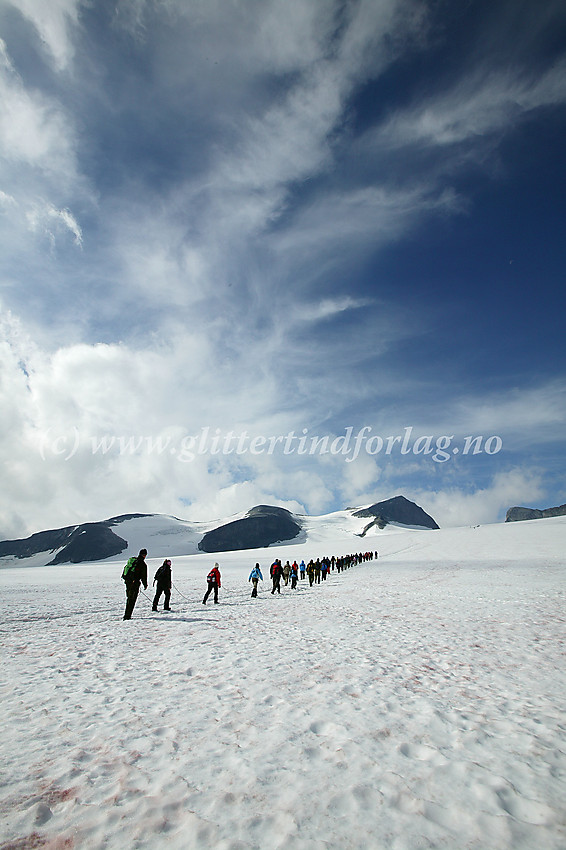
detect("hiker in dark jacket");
top-left (203, 563), bottom-right (221, 604)
top-left (306, 560), bottom-right (315, 586)
top-left (290, 562), bottom-right (298, 589)
top-left (123, 549), bottom-right (148, 620)
top-left (270, 559), bottom-right (283, 594)
top-left (152, 559), bottom-right (172, 611)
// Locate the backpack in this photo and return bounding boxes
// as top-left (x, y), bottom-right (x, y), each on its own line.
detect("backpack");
top-left (154, 565), bottom-right (166, 584)
top-left (122, 556), bottom-right (137, 581)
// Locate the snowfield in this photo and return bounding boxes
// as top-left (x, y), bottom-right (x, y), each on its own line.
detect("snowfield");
top-left (1, 517), bottom-right (565, 850)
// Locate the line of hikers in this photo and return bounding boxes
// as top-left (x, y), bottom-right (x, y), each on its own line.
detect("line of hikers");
top-left (263, 551), bottom-right (377, 595)
top-left (122, 548), bottom-right (377, 618)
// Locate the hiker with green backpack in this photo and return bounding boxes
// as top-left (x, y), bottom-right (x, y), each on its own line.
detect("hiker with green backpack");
top-left (122, 549), bottom-right (148, 620)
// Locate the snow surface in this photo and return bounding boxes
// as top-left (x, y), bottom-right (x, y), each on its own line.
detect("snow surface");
top-left (0, 517), bottom-right (565, 849)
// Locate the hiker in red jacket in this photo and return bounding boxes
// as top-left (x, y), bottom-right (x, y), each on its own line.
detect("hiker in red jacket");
top-left (270, 559), bottom-right (283, 594)
top-left (203, 563), bottom-right (221, 604)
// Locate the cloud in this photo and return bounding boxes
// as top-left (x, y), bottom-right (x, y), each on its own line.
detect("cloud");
top-left (0, 309), bottom-right (559, 537)
top-left (0, 1), bottom-right (564, 538)
top-left (378, 61), bottom-right (566, 150)
top-left (296, 296), bottom-right (375, 323)
top-left (4, 0), bottom-right (81, 71)
top-left (25, 201), bottom-right (82, 247)
top-left (417, 469), bottom-right (547, 527)
top-left (0, 189), bottom-right (16, 208)
top-left (452, 381), bottom-right (566, 447)
top-left (0, 34), bottom-right (84, 281)
top-left (269, 184), bottom-right (462, 271)
top-left (0, 40), bottom-right (76, 173)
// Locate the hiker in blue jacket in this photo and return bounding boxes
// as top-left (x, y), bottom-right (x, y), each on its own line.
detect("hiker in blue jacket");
top-left (248, 563), bottom-right (263, 597)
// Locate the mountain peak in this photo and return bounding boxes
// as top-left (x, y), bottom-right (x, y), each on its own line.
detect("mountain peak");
top-left (353, 496), bottom-right (439, 530)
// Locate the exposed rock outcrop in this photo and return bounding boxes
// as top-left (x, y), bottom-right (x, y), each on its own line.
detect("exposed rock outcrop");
top-left (353, 495), bottom-right (439, 530)
top-left (198, 505), bottom-right (302, 553)
top-left (506, 504), bottom-right (566, 523)
top-left (47, 524), bottom-right (128, 565)
top-left (0, 517), bottom-right (144, 563)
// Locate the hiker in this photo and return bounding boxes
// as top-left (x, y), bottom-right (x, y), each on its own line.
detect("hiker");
top-left (306, 560), bottom-right (315, 587)
top-left (270, 559), bottom-right (283, 594)
top-left (299, 559), bottom-right (306, 580)
top-left (283, 561), bottom-right (291, 586)
top-left (248, 563), bottom-right (263, 597)
top-left (122, 549), bottom-right (148, 620)
top-left (152, 558), bottom-right (172, 611)
top-left (290, 562), bottom-right (298, 589)
top-left (203, 563), bottom-right (221, 604)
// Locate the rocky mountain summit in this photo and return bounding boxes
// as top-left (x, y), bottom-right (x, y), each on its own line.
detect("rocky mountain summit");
top-left (198, 505), bottom-right (303, 553)
top-left (353, 495), bottom-right (439, 531)
top-left (506, 503), bottom-right (566, 522)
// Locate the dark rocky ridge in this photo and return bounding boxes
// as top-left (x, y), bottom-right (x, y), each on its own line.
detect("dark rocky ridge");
top-left (47, 524), bottom-right (128, 565)
top-left (0, 515), bottom-right (149, 564)
top-left (198, 505), bottom-right (302, 553)
top-left (506, 503), bottom-right (566, 523)
top-left (353, 495), bottom-right (439, 530)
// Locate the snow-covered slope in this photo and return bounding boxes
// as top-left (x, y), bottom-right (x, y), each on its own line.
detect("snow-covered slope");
top-left (0, 516), bottom-right (564, 850)
top-left (85, 511), bottom-right (566, 569)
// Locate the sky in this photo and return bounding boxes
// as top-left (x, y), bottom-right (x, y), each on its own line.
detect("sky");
top-left (0, 0), bottom-right (565, 539)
